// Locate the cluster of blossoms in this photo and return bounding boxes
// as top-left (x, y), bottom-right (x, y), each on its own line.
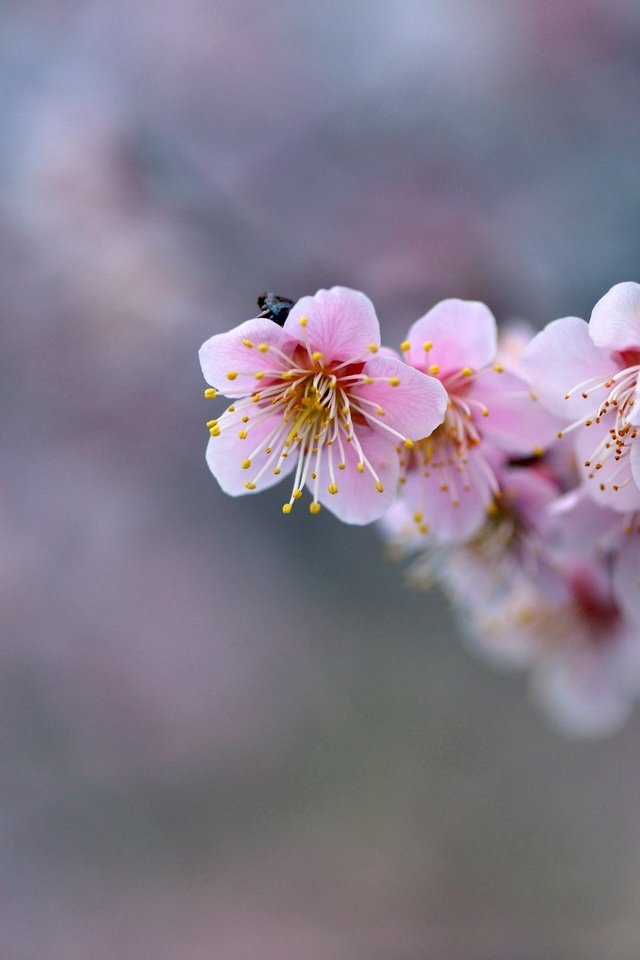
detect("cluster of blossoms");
top-left (199, 284), bottom-right (640, 737)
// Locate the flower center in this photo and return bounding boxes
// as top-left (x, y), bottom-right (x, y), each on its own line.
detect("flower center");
top-left (206, 333), bottom-right (415, 514)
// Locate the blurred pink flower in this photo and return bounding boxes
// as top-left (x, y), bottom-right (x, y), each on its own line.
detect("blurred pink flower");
top-left (199, 287), bottom-right (447, 524)
top-left (471, 558), bottom-right (640, 737)
top-left (522, 282), bottom-right (640, 512)
top-left (396, 299), bottom-right (558, 542)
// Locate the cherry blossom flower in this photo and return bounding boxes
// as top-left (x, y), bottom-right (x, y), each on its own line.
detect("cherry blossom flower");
top-left (522, 282), bottom-right (640, 512)
top-left (395, 299), bottom-right (559, 543)
top-left (198, 287), bottom-right (448, 524)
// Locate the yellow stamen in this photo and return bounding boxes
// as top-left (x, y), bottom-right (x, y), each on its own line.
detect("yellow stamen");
top-left (204, 388), bottom-right (217, 399)
top-left (311, 351), bottom-right (323, 362)
top-left (389, 376), bottom-right (401, 387)
top-left (356, 462), bottom-right (364, 473)
top-left (299, 316), bottom-right (308, 327)
top-left (226, 371), bottom-right (238, 381)
top-left (238, 430), bottom-right (248, 439)
top-left (309, 502), bottom-right (321, 514)
top-left (206, 419), bottom-right (218, 428)
top-left (532, 446), bottom-right (544, 457)
top-left (375, 481), bottom-right (384, 493)
top-left (257, 343), bottom-right (269, 353)
top-left (493, 364), bottom-right (504, 373)
top-left (242, 339), bottom-right (254, 348)
top-left (255, 371), bottom-right (265, 380)
top-left (368, 343), bottom-right (379, 353)
top-left (327, 483), bottom-right (338, 495)
top-left (282, 503), bottom-right (293, 514)
top-left (241, 458), bottom-right (251, 469)
top-left (460, 366), bottom-right (473, 377)
top-left (293, 489), bottom-right (303, 500)
top-left (423, 341), bottom-right (433, 352)
top-left (403, 438), bottom-right (415, 449)
top-left (244, 481), bottom-right (256, 490)
top-left (400, 340), bottom-right (411, 352)
top-left (428, 364), bottom-right (439, 376)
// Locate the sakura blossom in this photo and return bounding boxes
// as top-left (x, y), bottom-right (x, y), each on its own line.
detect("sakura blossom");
top-left (395, 300), bottom-right (559, 543)
top-left (522, 282), bottom-right (640, 512)
top-left (199, 287), bottom-right (447, 524)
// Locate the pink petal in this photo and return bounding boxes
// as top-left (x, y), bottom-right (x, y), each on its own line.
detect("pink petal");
top-left (574, 420), bottom-right (640, 513)
top-left (532, 647), bottom-right (634, 738)
top-left (547, 488), bottom-right (622, 558)
top-left (521, 316), bottom-right (615, 419)
top-left (313, 427), bottom-right (400, 525)
top-left (405, 299), bottom-right (497, 377)
top-left (631, 438), bottom-right (640, 490)
top-left (498, 463), bottom-right (558, 534)
top-left (468, 368), bottom-right (562, 455)
top-left (205, 408), bottom-right (296, 496)
top-left (613, 533), bottom-right (640, 625)
top-left (199, 317), bottom-right (290, 397)
top-left (590, 282), bottom-right (640, 351)
top-left (403, 444), bottom-right (496, 544)
top-left (351, 355), bottom-right (447, 442)
top-left (283, 287), bottom-right (380, 361)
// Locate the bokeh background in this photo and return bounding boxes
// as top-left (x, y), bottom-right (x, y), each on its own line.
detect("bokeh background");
top-left (3, 1), bottom-right (640, 957)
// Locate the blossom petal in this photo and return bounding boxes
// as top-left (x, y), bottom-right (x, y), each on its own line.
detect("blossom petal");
top-left (613, 533), bottom-right (640, 625)
top-left (283, 287), bottom-right (380, 361)
top-left (532, 647), bottom-right (635, 738)
top-left (350, 355), bottom-right (448, 443)
top-left (498, 463), bottom-right (559, 534)
top-left (313, 427), bottom-right (400, 525)
top-left (521, 316), bottom-right (615, 419)
top-left (199, 318), bottom-right (290, 397)
top-left (468, 368), bottom-right (561, 455)
top-left (547, 488), bottom-right (622, 558)
top-left (205, 408), bottom-right (296, 496)
top-left (405, 299), bottom-right (497, 377)
top-left (632, 438), bottom-right (640, 490)
top-left (590, 282), bottom-right (640, 351)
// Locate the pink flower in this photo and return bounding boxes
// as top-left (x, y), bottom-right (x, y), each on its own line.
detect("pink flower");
top-left (395, 299), bottom-right (559, 543)
top-left (522, 282), bottom-right (640, 512)
top-left (198, 287), bottom-right (447, 524)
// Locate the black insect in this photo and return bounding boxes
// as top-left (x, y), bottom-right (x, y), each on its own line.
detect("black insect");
top-left (257, 292), bottom-right (295, 326)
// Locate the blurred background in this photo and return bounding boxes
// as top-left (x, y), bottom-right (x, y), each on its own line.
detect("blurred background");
top-left (3, 1), bottom-right (640, 957)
